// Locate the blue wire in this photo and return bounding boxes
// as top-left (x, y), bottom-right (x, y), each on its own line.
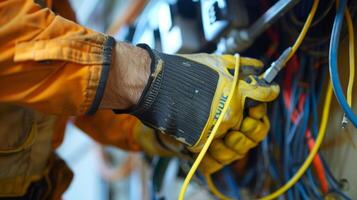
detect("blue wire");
top-left (239, 167), bottom-right (256, 187)
top-left (255, 153), bottom-right (269, 195)
top-left (309, 58), bottom-right (320, 137)
top-left (281, 58), bottom-right (308, 199)
top-left (222, 167), bottom-right (241, 199)
top-left (311, 89), bottom-right (319, 136)
top-left (262, 138), bottom-right (280, 184)
top-left (291, 59), bottom-right (309, 166)
top-left (306, 168), bottom-right (324, 200)
top-left (287, 116), bottom-right (301, 144)
top-left (285, 68), bottom-right (307, 199)
top-left (289, 56), bottom-right (326, 199)
top-left (330, 189), bottom-right (352, 200)
top-left (295, 61), bottom-right (312, 159)
top-left (295, 95), bottom-right (310, 160)
top-left (295, 181), bottom-right (310, 200)
top-left (329, 0), bottom-right (357, 127)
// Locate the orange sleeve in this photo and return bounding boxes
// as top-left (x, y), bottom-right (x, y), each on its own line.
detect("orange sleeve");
top-left (0, 0), bottom-right (115, 115)
top-left (74, 111), bottom-right (142, 151)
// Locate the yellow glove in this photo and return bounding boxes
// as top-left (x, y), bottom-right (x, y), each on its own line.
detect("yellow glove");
top-left (195, 73), bottom-right (278, 174)
top-left (133, 121), bottom-right (184, 157)
top-left (199, 103), bottom-right (271, 174)
top-left (116, 44), bottom-right (279, 169)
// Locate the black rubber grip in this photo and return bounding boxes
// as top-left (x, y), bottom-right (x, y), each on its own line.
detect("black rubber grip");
top-left (115, 44), bottom-right (219, 146)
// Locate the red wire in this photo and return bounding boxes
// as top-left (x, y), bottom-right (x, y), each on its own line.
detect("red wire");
top-left (291, 94), bottom-right (306, 124)
top-left (305, 130), bottom-right (329, 194)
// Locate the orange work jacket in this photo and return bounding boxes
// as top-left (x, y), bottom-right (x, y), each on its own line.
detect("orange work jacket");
top-left (0, 0), bottom-right (142, 198)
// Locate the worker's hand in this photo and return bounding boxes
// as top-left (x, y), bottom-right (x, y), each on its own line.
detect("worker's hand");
top-left (134, 103), bottom-right (271, 175)
top-left (199, 103), bottom-right (271, 174)
top-left (115, 44), bottom-right (279, 169)
top-left (196, 74), bottom-right (279, 174)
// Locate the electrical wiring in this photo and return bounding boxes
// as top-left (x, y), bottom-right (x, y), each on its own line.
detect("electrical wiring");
top-left (306, 169), bottom-right (324, 200)
top-left (307, 68), bottom-right (331, 196)
top-left (283, 58), bottom-right (335, 200)
top-left (283, 61), bottom-right (306, 181)
top-left (202, 80), bottom-right (333, 200)
top-left (344, 6), bottom-right (355, 125)
top-left (305, 130), bottom-right (329, 194)
top-left (262, 138), bottom-right (280, 184)
top-left (295, 182), bottom-right (309, 199)
top-left (260, 53), bottom-right (339, 200)
top-left (222, 167), bottom-right (241, 199)
top-left (199, 55), bottom-right (326, 199)
top-left (292, 93), bottom-right (309, 161)
top-left (285, 93), bottom-right (307, 200)
top-left (258, 0), bottom-right (351, 196)
top-left (329, 0), bottom-right (357, 127)
top-left (259, 81), bottom-right (333, 200)
top-left (177, 0), bottom-right (354, 199)
top-left (329, 190), bottom-right (353, 200)
top-left (204, 58), bottom-right (311, 200)
top-left (282, 60), bottom-right (308, 199)
top-left (178, 55), bottom-right (241, 200)
top-left (310, 77), bottom-right (351, 199)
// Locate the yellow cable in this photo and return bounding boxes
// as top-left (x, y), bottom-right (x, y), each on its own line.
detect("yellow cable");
top-left (285, 0), bottom-right (319, 63)
top-left (345, 7), bottom-right (355, 108)
top-left (178, 55), bottom-right (241, 200)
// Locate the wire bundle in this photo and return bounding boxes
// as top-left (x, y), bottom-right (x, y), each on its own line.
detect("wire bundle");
top-left (199, 0), bottom-right (355, 199)
top-left (256, 55), bottom-right (351, 199)
top-left (205, 56), bottom-right (350, 200)
top-left (148, 0), bottom-right (357, 199)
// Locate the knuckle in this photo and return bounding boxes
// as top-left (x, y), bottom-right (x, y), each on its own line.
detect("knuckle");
top-left (249, 103), bottom-right (267, 119)
top-left (209, 140), bottom-right (236, 163)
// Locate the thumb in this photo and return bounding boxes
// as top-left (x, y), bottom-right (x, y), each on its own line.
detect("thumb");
top-left (238, 75), bottom-right (280, 103)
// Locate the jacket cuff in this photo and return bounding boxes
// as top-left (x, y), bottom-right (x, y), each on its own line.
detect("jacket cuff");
top-left (86, 36), bottom-right (116, 115)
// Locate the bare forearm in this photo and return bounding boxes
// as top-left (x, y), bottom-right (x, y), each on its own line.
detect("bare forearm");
top-left (100, 42), bottom-right (151, 110)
